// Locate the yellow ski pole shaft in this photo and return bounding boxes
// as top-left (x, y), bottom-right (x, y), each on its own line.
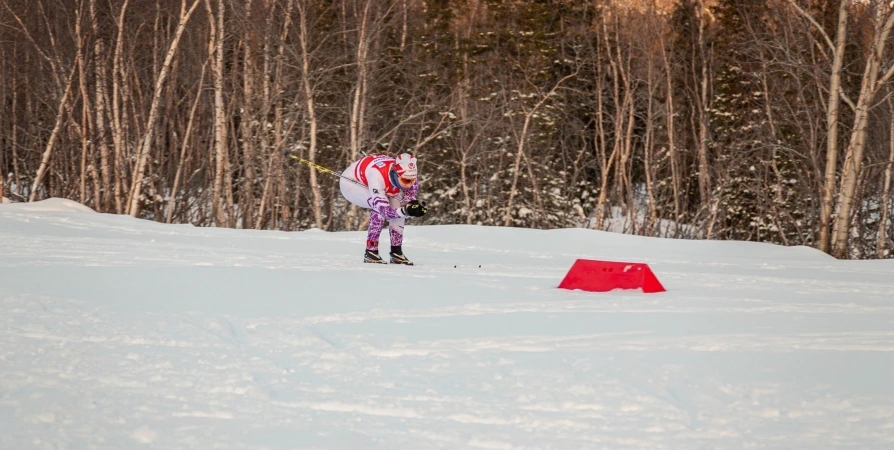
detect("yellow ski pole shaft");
top-left (284, 152), bottom-right (367, 189)
top-left (284, 152), bottom-right (398, 198)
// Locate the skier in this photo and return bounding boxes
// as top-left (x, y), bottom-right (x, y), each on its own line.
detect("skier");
top-left (340, 152), bottom-right (428, 265)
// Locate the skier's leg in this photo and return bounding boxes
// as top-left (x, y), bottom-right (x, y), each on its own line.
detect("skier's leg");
top-left (339, 164), bottom-right (384, 263)
top-left (388, 218), bottom-right (405, 249)
top-left (362, 210), bottom-right (386, 263)
top-left (367, 211), bottom-right (385, 251)
top-left (387, 195), bottom-right (405, 251)
top-left (386, 197), bottom-right (413, 265)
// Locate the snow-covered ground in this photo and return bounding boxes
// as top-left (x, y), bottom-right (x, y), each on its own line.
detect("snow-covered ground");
top-left (1, 199), bottom-right (893, 449)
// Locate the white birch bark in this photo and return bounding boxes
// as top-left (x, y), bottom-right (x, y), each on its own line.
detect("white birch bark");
top-left (127, 0), bottom-right (201, 217)
top-left (297, 0), bottom-right (324, 229)
top-left (29, 56), bottom-right (79, 202)
top-left (832, 7), bottom-right (894, 258)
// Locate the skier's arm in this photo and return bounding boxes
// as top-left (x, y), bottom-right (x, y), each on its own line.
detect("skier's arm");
top-left (365, 171), bottom-right (405, 219)
top-left (403, 180), bottom-right (419, 203)
top-left (368, 196), bottom-right (405, 219)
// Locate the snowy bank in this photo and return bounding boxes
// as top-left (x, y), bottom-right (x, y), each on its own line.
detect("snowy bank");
top-left (0, 206), bottom-right (892, 449)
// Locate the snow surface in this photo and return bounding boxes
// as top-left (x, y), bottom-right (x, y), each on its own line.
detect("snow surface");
top-left (1, 198), bottom-right (893, 449)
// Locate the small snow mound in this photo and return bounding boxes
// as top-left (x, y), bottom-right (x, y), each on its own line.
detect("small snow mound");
top-left (1, 198), bottom-right (95, 213)
top-left (1, 197), bottom-right (10, 204)
top-left (784, 245), bottom-right (836, 261)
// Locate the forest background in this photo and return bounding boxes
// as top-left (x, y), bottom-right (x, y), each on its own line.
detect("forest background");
top-left (1, 0), bottom-right (893, 259)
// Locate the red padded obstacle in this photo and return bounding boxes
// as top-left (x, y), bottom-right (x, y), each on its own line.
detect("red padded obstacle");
top-left (558, 259), bottom-right (666, 293)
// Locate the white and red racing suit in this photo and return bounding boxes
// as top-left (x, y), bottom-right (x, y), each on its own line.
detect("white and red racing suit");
top-left (339, 154), bottom-right (419, 251)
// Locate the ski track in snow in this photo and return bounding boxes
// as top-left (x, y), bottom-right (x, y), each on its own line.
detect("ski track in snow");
top-left (1, 205), bottom-right (894, 449)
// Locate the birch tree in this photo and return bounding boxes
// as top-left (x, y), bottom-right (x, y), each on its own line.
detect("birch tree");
top-left (786, 0), bottom-right (850, 253)
top-left (695, 0), bottom-right (712, 208)
top-left (204, 0), bottom-right (229, 226)
top-left (832, 3), bottom-right (894, 258)
top-left (297, 0), bottom-right (324, 229)
top-left (29, 56), bottom-right (79, 202)
top-left (127, 0), bottom-right (202, 217)
top-left (879, 97), bottom-right (894, 257)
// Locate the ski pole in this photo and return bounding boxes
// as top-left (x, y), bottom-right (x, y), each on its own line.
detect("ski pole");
top-left (284, 151), bottom-right (429, 216)
top-left (283, 151), bottom-right (398, 198)
top-left (284, 152), bottom-right (366, 188)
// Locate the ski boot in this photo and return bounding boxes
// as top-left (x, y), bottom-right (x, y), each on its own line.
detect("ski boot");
top-left (364, 249), bottom-right (386, 264)
top-left (389, 252), bottom-right (414, 266)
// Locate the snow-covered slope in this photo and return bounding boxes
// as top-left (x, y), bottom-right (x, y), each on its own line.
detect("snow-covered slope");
top-left (1, 199), bottom-right (893, 449)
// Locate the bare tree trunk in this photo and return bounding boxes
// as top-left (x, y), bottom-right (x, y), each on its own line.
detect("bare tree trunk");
top-left (653, 4), bottom-right (681, 229)
top-left (205, 0), bottom-right (229, 227)
top-left (273, 0), bottom-right (293, 230)
top-left (503, 73), bottom-right (576, 226)
top-left (615, 21), bottom-right (635, 227)
top-left (454, 3), bottom-right (479, 225)
top-left (224, 150), bottom-right (236, 227)
top-left (4, 2), bottom-right (62, 89)
top-left (461, 155), bottom-right (472, 223)
top-left (345, 0), bottom-right (373, 229)
top-left (832, 8), bottom-right (894, 258)
top-left (110, 0), bottom-right (130, 214)
top-left (819, 1), bottom-right (849, 254)
top-left (349, 0), bottom-right (371, 161)
top-left (457, 45), bottom-right (471, 224)
top-left (89, 0), bottom-right (113, 212)
top-left (240, 0), bottom-right (256, 229)
top-left (0, 44), bottom-right (4, 201)
top-left (594, 17), bottom-right (620, 230)
top-left (78, 88), bottom-right (89, 204)
top-left (879, 98), bottom-right (894, 258)
top-left (757, 54), bottom-right (790, 246)
top-left (255, 0), bottom-right (293, 229)
top-left (520, 150), bottom-right (544, 227)
top-left (11, 51), bottom-right (21, 197)
top-left (660, 48), bottom-right (681, 226)
top-left (644, 56), bottom-right (658, 235)
top-left (167, 62), bottom-right (207, 223)
top-left (622, 78), bottom-right (636, 230)
top-left (400, 0), bottom-right (408, 52)
top-left (0, 43), bottom-right (5, 201)
top-left (76, 5), bottom-right (92, 205)
top-left (593, 61), bottom-right (615, 230)
top-left (786, 0), bottom-right (874, 257)
top-left (255, 7), bottom-right (276, 230)
top-left (297, 0), bottom-right (323, 229)
top-left (127, 0), bottom-right (202, 217)
top-left (30, 56), bottom-right (80, 202)
top-left (0, 76), bottom-right (4, 198)
top-left (153, 0), bottom-right (161, 84)
top-left (276, 100), bottom-right (289, 228)
top-left (832, 80), bottom-right (874, 258)
top-left (255, 4), bottom-right (276, 230)
top-left (695, 0), bottom-right (712, 207)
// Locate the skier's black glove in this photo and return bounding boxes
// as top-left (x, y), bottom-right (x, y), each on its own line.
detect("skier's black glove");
top-left (402, 200), bottom-right (427, 217)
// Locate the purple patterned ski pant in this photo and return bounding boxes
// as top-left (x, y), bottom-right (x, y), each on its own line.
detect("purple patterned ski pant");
top-left (366, 210), bottom-right (404, 251)
top-left (339, 160), bottom-right (418, 252)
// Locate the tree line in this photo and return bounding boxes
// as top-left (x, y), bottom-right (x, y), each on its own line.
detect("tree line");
top-left (1, 0), bottom-right (892, 259)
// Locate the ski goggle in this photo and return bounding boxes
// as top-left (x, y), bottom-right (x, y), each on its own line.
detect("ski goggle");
top-left (390, 169), bottom-right (416, 190)
top-left (397, 175), bottom-right (416, 189)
